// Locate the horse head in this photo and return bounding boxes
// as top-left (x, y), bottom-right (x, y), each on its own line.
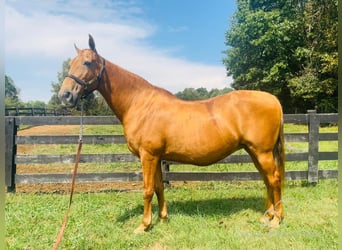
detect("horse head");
top-left (58, 34), bottom-right (105, 107)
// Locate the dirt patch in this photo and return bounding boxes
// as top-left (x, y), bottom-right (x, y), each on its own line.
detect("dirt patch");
top-left (15, 181), bottom-right (194, 194)
top-left (15, 182), bottom-right (144, 194)
top-left (18, 125), bottom-right (80, 135)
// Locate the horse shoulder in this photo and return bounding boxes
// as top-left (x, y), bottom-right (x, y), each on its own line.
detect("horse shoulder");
top-left (122, 91), bottom-right (177, 156)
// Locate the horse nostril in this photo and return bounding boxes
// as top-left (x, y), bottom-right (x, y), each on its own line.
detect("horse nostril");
top-left (61, 91), bottom-right (73, 103)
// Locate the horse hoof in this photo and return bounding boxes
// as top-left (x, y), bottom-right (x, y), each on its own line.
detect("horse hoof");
top-left (269, 217), bottom-right (281, 229)
top-left (134, 224), bottom-right (150, 234)
top-left (260, 215), bottom-right (281, 228)
top-left (158, 216), bottom-right (169, 224)
top-left (260, 215), bottom-right (271, 224)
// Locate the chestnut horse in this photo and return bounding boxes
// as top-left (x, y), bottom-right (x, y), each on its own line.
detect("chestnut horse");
top-left (58, 35), bottom-right (285, 232)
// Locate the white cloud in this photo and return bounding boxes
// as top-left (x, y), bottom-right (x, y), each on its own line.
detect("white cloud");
top-left (5, 0), bottom-right (232, 102)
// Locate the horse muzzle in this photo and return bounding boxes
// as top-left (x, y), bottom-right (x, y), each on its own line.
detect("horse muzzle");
top-left (58, 89), bottom-right (79, 107)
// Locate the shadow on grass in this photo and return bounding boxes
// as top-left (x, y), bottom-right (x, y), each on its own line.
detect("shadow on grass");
top-left (116, 196), bottom-right (263, 223)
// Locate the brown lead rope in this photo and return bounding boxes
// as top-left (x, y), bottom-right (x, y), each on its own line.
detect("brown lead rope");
top-left (52, 103), bottom-right (84, 250)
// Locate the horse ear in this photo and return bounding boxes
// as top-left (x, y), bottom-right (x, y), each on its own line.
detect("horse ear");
top-left (74, 44), bottom-right (81, 54)
top-left (88, 34), bottom-right (97, 53)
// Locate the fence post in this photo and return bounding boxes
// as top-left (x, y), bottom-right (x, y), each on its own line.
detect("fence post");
top-left (307, 110), bottom-right (319, 185)
top-left (5, 117), bottom-right (18, 192)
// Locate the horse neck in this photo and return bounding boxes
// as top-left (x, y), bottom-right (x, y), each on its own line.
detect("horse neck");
top-left (97, 59), bottom-right (155, 121)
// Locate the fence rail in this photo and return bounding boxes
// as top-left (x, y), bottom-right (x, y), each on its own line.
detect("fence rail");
top-left (5, 111), bottom-right (338, 192)
top-left (5, 107), bottom-right (70, 116)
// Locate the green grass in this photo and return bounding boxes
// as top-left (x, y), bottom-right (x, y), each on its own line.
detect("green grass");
top-left (6, 180), bottom-right (337, 249)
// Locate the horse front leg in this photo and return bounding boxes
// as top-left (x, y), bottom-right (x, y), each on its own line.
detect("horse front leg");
top-left (134, 152), bottom-right (159, 234)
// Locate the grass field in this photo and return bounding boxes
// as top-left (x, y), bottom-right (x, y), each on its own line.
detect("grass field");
top-left (5, 124), bottom-right (338, 249)
top-left (5, 180), bottom-right (338, 249)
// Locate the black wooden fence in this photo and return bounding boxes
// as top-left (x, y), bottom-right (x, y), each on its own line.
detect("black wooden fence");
top-left (5, 110), bottom-right (338, 192)
top-left (5, 107), bottom-right (70, 116)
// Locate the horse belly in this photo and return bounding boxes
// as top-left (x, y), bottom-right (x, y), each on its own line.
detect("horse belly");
top-left (163, 131), bottom-right (240, 166)
top-left (163, 148), bottom-right (235, 166)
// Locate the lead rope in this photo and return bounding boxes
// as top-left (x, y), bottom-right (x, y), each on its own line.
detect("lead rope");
top-left (52, 102), bottom-right (84, 250)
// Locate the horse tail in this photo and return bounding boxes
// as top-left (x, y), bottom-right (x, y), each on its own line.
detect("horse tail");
top-left (273, 116), bottom-right (285, 186)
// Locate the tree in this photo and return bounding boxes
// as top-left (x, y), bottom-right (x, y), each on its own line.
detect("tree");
top-left (175, 87), bottom-right (232, 100)
top-left (224, 0), bottom-right (337, 113)
top-left (48, 59), bottom-right (71, 109)
top-left (287, 0), bottom-right (338, 112)
top-left (24, 100), bottom-right (46, 108)
top-left (176, 88), bottom-right (209, 100)
top-left (5, 75), bottom-right (22, 107)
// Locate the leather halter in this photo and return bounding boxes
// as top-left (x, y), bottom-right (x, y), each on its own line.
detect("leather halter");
top-left (66, 57), bottom-right (106, 98)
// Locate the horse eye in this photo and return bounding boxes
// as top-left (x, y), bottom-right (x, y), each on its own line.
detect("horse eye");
top-left (84, 61), bottom-right (92, 66)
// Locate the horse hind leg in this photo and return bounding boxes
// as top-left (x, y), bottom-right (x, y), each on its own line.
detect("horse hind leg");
top-left (252, 151), bottom-right (284, 227)
top-left (154, 161), bottom-right (168, 222)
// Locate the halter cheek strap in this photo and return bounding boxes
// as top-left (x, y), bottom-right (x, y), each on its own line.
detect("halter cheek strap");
top-left (66, 57), bottom-right (106, 98)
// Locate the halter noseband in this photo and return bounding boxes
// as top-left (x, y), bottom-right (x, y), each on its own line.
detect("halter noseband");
top-left (66, 57), bottom-right (106, 98)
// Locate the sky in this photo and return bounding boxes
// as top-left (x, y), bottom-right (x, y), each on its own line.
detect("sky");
top-left (5, 0), bottom-right (236, 103)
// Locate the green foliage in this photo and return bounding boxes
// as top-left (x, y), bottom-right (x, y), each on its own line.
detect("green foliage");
top-left (5, 75), bottom-right (19, 99)
top-left (224, 0), bottom-right (337, 113)
top-left (175, 87), bottom-right (233, 100)
top-left (5, 75), bottom-right (22, 107)
top-left (24, 100), bottom-right (47, 109)
top-left (48, 59), bottom-right (71, 109)
top-left (5, 75), bottom-right (50, 109)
